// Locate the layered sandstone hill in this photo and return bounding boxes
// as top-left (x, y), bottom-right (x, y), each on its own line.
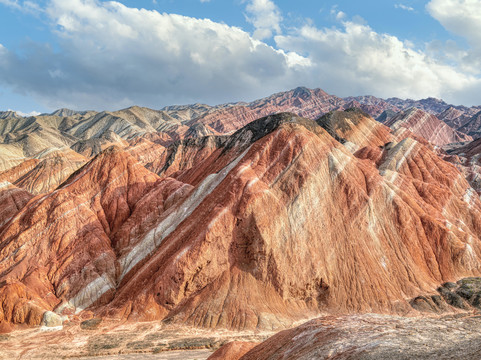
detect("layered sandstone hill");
top-left (443, 137), bottom-right (481, 194)
top-left (0, 106), bottom-right (192, 172)
top-left (0, 182), bottom-right (33, 233)
top-left (216, 312), bottom-right (481, 360)
top-left (459, 110), bottom-right (481, 139)
top-left (2, 111), bottom-right (481, 333)
top-left (382, 107), bottom-right (472, 146)
top-left (438, 106), bottom-right (473, 129)
top-left (182, 87), bottom-right (345, 134)
top-left (342, 96), bottom-right (402, 118)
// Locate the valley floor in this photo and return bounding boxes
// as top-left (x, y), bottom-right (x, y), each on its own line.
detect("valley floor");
top-left (0, 320), bottom-right (270, 360)
top-left (82, 350), bottom-right (213, 360)
top-left (4, 312), bottom-right (481, 359)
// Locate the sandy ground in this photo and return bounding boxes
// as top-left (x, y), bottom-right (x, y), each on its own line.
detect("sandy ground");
top-left (0, 320), bottom-right (270, 360)
top-left (81, 350), bottom-right (213, 360)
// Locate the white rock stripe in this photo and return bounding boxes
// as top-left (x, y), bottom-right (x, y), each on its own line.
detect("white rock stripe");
top-left (118, 145), bottom-right (252, 282)
top-left (66, 145), bottom-right (252, 313)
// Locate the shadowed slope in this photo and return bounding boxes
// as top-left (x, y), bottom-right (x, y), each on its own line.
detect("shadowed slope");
top-left (1, 112), bottom-right (481, 334)
top-left (0, 146), bottom-right (160, 327)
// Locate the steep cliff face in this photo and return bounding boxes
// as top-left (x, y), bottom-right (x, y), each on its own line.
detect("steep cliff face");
top-left (2, 111), bottom-right (481, 333)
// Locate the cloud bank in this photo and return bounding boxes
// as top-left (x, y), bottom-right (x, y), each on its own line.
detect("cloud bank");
top-left (0, 0), bottom-right (480, 110)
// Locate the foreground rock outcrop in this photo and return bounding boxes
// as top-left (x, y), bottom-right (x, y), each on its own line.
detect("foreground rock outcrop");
top-left (221, 313), bottom-right (481, 360)
top-left (411, 277), bottom-right (481, 313)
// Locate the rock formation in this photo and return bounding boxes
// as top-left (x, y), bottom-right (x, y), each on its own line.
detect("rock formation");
top-left (4, 86), bottom-right (481, 360)
top-left (382, 107), bottom-right (472, 145)
top-left (224, 312), bottom-right (481, 359)
top-left (459, 110), bottom-right (481, 139)
top-left (2, 110), bottom-right (481, 334)
top-left (442, 136), bottom-right (481, 194)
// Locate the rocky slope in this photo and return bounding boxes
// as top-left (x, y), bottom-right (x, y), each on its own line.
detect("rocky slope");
top-left (217, 312), bottom-right (481, 360)
top-left (459, 110), bottom-right (481, 139)
top-left (382, 107), bottom-right (472, 146)
top-left (2, 86), bottom-right (481, 180)
top-left (442, 137), bottom-right (481, 194)
top-left (2, 110), bottom-right (481, 335)
top-left (438, 106), bottom-right (473, 129)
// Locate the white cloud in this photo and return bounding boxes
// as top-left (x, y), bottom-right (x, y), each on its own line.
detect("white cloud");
top-left (395, 4), bottom-right (414, 11)
top-left (1, 0), bottom-right (481, 109)
top-left (336, 11), bottom-right (346, 20)
top-left (0, 0), bottom-right (42, 13)
top-left (0, 0), bottom-right (308, 110)
top-left (427, 0), bottom-right (481, 73)
top-left (330, 6), bottom-right (346, 21)
top-left (244, 0), bottom-right (282, 40)
top-left (0, 0), bottom-right (21, 10)
top-left (274, 20), bottom-right (479, 103)
top-left (427, 0), bottom-right (481, 44)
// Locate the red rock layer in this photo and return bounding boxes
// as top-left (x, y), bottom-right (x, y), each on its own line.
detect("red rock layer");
top-left (144, 136), bottom-right (227, 178)
top-left (0, 146), bottom-right (160, 327)
top-left (317, 108), bottom-right (394, 151)
top-left (97, 114), bottom-right (481, 328)
top-left (0, 159), bottom-right (40, 184)
top-left (384, 108), bottom-right (472, 146)
top-left (13, 155), bottom-right (85, 195)
top-left (0, 182), bottom-right (33, 232)
top-left (188, 87), bottom-right (344, 134)
top-left (1, 112), bottom-right (481, 334)
top-left (208, 341), bottom-right (259, 360)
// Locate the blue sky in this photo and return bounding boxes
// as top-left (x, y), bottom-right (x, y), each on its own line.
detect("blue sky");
top-left (0, 0), bottom-right (480, 113)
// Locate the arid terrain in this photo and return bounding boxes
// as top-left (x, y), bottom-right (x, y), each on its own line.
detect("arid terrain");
top-left (3, 87), bottom-right (481, 359)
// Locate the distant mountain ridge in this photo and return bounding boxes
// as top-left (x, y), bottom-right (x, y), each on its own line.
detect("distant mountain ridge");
top-left (0, 86), bottom-right (479, 191)
top-left (4, 86), bottom-right (481, 128)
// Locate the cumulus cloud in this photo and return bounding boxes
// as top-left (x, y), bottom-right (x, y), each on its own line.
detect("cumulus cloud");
top-left (427, 0), bottom-right (481, 73)
top-left (427, 0), bottom-right (481, 44)
top-left (274, 20), bottom-right (479, 103)
top-left (244, 0), bottom-right (282, 40)
top-left (0, 0), bottom-right (308, 110)
top-left (0, 0), bottom-right (481, 110)
top-left (330, 6), bottom-right (346, 21)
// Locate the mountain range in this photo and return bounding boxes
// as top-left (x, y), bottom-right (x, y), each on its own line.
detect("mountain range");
top-left (2, 87), bottom-right (481, 358)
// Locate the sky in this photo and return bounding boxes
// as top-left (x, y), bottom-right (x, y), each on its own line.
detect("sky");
top-left (0, 0), bottom-right (480, 114)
